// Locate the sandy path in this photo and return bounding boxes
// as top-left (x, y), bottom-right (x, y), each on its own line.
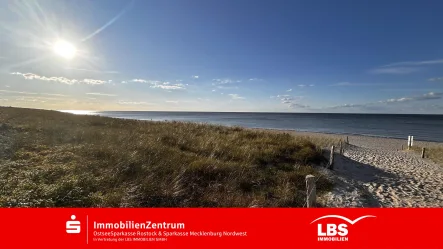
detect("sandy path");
top-left (255, 129), bottom-right (443, 207)
top-left (320, 144), bottom-right (443, 207)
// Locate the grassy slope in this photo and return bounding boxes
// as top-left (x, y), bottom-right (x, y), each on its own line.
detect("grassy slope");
top-left (411, 146), bottom-right (443, 166)
top-left (0, 107), bottom-right (332, 207)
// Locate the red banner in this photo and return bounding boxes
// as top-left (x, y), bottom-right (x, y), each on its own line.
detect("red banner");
top-left (0, 208), bottom-right (441, 249)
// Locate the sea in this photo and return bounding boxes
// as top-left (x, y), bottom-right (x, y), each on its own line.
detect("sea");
top-left (65, 111), bottom-right (443, 143)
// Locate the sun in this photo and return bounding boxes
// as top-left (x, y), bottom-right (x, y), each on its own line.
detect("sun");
top-left (53, 40), bottom-right (77, 59)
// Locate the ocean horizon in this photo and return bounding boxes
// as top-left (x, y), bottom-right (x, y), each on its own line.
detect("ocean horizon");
top-left (62, 110), bottom-right (443, 143)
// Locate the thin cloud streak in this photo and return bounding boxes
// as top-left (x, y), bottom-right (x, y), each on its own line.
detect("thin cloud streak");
top-left (11, 72), bottom-right (108, 85)
top-left (328, 92), bottom-right (443, 109)
top-left (212, 78), bottom-right (242, 85)
top-left (81, 0), bottom-right (134, 42)
top-left (330, 82), bottom-right (381, 87)
top-left (86, 93), bottom-right (117, 97)
top-left (369, 67), bottom-right (421, 74)
top-left (128, 79), bottom-right (186, 90)
top-left (382, 59), bottom-right (443, 67)
top-left (228, 94), bottom-right (245, 100)
top-left (274, 94), bottom-right (307, 109)
top-left (428, 77), bottom-right (443, 81)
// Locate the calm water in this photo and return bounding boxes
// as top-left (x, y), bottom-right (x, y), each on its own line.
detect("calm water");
top-left (88, 112), bottom-right (443, 142)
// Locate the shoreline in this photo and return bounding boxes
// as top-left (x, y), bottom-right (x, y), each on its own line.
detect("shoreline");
top-left (95, 116), bottom-right (443, 144)
top-left (66, 110), bottom-right (443, 144)
top-left (252, 128), bottom-right (443, 150)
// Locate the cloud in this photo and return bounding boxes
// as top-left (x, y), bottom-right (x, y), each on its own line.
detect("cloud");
top-left (369, 67), bottom-right (421, 74)
top-left (228, 94), bottom-right (245, 100)
top-left (297, 84), bottom-right (314, 87)
top-left (380, 92), bottom-right (442, 103)
top-left (86, 93), bottom-right (117, 97)
top-left (166, 100), bottom-right (179, 104)
top-left (286, 89), bottom-right (292, 92)
top-left (0, 90), bottom-right (38, 95)
top-left (15, 97), bottom-right (46, 103)
top-left (83, 79), bottom-right (107, 85)
top-left (117, 101), bottom-right (153, 105)
top-left (369, 59), bottom-right (443, 75)
top-left (289, 103), bottom-right (310, 108)
top-left (330, 82), bottom-right (380, 87)
top-left (249, 78), bottom-right (263, 81)
top-left (152, 83), bottom-right (185, 90)
top-left (428, 77), bottom-right (443, 82)
top-left (0, 90), bottom-right (68, 97)
top-left (381, 59), bottom-right (443, 67)
top-left (329, 103), bottom-right (366, 109)
top-left (329, 92), bottom-right (443, 109)
top-left (129, 79), bottom-right (186, 90)
top-left (275, 94), bottom-right (307, 109)
top-left (132, 79), bottom-right (148, 83)
top-left (212, 78), bottom-right (242, 85)
top-left (11, 72), bottom-right (108, 85)
top-left (43, 93), bottom-right (67, 97)
top-left (192, 75), bottom-right (199, 79)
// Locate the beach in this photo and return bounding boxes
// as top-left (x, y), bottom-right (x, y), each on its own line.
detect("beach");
top-left (1, 107), bottom-right (442, 208)
top-left (284, 131), bottom-right (443, 207)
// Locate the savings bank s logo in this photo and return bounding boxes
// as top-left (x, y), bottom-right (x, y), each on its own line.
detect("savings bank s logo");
top-left (66, 215), bottom-right (81, 234)
top-left (310, 215), bottom-right (376, 242)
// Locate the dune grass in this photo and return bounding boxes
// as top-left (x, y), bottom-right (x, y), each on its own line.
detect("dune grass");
top-left (0, 107), bottom-right (332, 207)
top-left (411, 146), bottom-right (443, 166)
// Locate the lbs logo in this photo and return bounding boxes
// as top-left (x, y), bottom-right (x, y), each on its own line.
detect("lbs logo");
top-left (310, 215), bottom-right (375, 242)
top-left (66, 215), bottom-right (81, 234)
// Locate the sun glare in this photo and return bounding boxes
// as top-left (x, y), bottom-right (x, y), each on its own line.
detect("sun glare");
top-left (53, 40), bottom-right (77, 59)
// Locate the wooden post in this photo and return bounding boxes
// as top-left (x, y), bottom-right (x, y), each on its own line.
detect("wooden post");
top-left (421, 148), bottom-right (426, 158)
top-left (305, 175), bottom-right (316, 208)
top-left (407, 136), bottom-right (411, 150)
top-left (411, 136), bottom-right (414, 147)
top-left (346, 136), bottom-right (349, 144)
top-left (340, 140), bottom-right (343, 155)
top-left (328, 146), bottom-right (335, 170)
top-left (401, 145), bottom-right (404, 150)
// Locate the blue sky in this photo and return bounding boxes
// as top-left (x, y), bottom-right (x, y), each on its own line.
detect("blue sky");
top-left (1, 0), bottom-right (443, 113)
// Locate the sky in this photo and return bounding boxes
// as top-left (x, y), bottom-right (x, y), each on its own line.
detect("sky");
top-left (0, 0), bottom-right (443, 113)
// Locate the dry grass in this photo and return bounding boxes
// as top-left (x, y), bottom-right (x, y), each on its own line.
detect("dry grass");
top-left (411, 146), bottom-right (443, 166)
top-left (255, 129), bottom-right (342, 148)
top-left (0, 107), bottom-right (332, 207)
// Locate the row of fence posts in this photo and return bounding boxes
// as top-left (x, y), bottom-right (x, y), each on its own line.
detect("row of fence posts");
top-left (405, 135), bottom-right (426, 158)
top-left (305, 136), bottom-right (349, 207)
top-left (306, 135), bottom-right (431, 207)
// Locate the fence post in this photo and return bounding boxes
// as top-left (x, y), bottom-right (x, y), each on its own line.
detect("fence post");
top-left (340, 140), bottom-right (343, 155)
top-left (401, 145), bottom-right (404, 150)
top-left (328, 146), bottom-right (335, 170)
top-left (305, 175), bottom-right (316, 208)
top-left (408, 136), bottom-right (411, 150)
top-left (411, 136), bottom-right (414, 147)
top-left (421, 148), bottom-right (426, 158)
top-left (346, 136), bottom-right (349, 144)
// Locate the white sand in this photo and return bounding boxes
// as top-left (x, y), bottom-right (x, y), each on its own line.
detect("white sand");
top-left (290, 132), bottom-right (443, 207)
